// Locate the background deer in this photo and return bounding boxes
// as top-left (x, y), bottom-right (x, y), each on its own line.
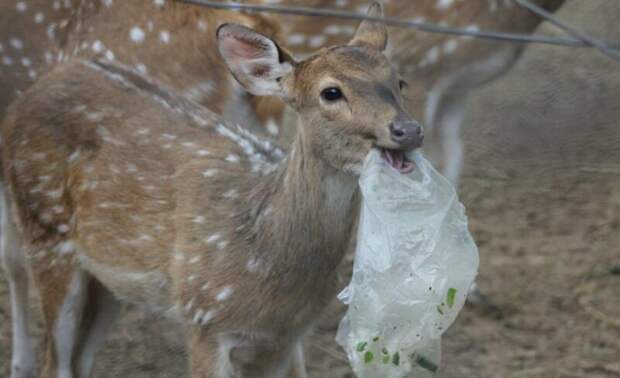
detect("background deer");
top-left (0, 0), bottom-right (283, 135)
top-left (245, 0), bottom-right (565, 185)
top-left (1, 3), bottom-right (422, 377)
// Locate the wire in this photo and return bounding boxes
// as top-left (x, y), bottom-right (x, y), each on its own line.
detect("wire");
top-left (515, 0), bottom-right (620, 63)
top-left (176, 0), bottom-right (620, 53)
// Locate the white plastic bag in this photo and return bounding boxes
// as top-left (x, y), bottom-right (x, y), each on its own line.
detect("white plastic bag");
top-left (336, 150), bottom-right (479, 377)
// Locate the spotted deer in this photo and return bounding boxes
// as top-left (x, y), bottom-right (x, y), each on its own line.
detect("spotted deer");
top-left (0, 2), bottom-right (285, 377)
top-left (248, 0), bottom-right (565, 185)
top-left (1, 3), bottom-right (422, 377)
top-left (0, 0), bottom-right (284, 136)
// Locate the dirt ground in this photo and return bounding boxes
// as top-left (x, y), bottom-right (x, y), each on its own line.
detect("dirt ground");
top-left (1, 1), bottom-right (620, 377)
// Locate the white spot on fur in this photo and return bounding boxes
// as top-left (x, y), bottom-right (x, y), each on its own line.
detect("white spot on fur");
top-left (419, 46), bottom-right (440, 68)
top-left (68, 150), bottom-right (80, 162)
top-left (266, 118), bottom-right (279, 136)
top-left (135, 63), bottom-right (148, 75)
top-left (436, 0), bottom-right (454, 9)
top-left (225, 154), bottom-right (240, 163)
top-left (34, 12), bottom-right (45, 23)
top-left (205, 233), bottom-right (221, 244)
top-left (185, 299), bottom-right (195, 312)
top-left (309, 35), bottom-right (327, 48)
top-left (199, 309), bottom-right (216, 325)
top-left (197, 20), bottom-right (208, 32)
top-left (16, 2), bottom-right (28, 12)
top-left (54, 241), bottom-right (76, 255)
top-left (10, 38), bottom-right (24, 50)
top-left (193, 309), bottom-right (204, 323)
top-left (159, 30), bottom-right (170, 44)
top-left (287, 34), bottom-right (306, 46)
top-left (222, 189), bottom-right (238, 199)
top-left (130, 27), bottom-right (145, 43)
top-left (92, 40), bottom-right (104, 53)
top-left (184, 81), bottom-right (215, 102)
top-left (202, 169), bottom-right (218, 177)
top-left (192, 216), bottom-right (205, 224)
top-left (443, 39), bottom-right (459, 54)
top-left (246, 257), bottom-right (261, 273)
top-left (215, 286), bottom-right (234, 302)
top-left (46, 188), bottom-right (63, 199)
top-left (216, 241), bottom-right (228, 251)
top-left (196, 149), bottom-right (210, 156)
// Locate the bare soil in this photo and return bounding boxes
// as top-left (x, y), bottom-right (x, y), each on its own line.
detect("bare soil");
top-left (2, 1), bottom-right (620, 377)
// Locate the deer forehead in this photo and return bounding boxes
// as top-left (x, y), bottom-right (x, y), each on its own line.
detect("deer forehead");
top-left (297, 46), bottom-right (394, 91)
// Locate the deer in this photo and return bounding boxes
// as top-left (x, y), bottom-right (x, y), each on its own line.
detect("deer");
top-left (246, 0), bottom-right (566, 185)
top-left (1, 3), bottom-right (423, 377)
top-left (0, 0), bottom-right (284, 136)
top-left (0, 2), bottom-right (288, 377)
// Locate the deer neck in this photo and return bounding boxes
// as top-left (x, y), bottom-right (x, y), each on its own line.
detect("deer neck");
top-left (242, 120), bottom-right (359, 277)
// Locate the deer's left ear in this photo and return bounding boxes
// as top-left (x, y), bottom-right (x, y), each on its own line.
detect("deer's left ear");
top-left (349, 2), bottom-right (388, 52)
top-left (217, 23), bottom-right (295, 97)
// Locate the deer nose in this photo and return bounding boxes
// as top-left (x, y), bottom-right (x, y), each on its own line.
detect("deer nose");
top-left (389, 120), bottom-right (424, 147)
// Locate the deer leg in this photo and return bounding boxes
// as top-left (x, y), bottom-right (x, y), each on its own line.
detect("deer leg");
top-left (74, 279), bottom-right (120, 378)
top-left (32, 260), bottom-right (89, 378)
top-left (435, 93), bottom-right (467, 186)
top-left (291, 339), bottom-right (308, 378)
top-left (1, 191), bottom-right (37, 378)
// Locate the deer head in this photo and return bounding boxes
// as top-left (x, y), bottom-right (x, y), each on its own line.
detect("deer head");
top-left (217, 2), bottom-right (423, 175)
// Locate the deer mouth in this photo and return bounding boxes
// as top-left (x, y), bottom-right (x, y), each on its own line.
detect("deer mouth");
top-left (380, 148), bottom-right (415, 174)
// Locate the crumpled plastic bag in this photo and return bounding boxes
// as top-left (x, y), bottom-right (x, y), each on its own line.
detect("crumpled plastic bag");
top-left (336, 150), bottom-right (479, 377)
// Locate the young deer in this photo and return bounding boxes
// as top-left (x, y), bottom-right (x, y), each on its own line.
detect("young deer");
top-left (255, 0), bottom-right (566, 185)
top-left (1, 3), bottom-right (422, 377)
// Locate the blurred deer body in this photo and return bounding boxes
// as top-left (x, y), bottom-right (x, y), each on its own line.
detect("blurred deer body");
top-left (261, 0), bottom-right (565, 184)
top-left (2, 4), bottom-right (422, 377)
top-left (0, 0), bottom-right (282, 135)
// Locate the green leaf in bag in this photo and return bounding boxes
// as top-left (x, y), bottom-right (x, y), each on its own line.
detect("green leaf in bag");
top-left (447, 288), bottom-right (457, 308)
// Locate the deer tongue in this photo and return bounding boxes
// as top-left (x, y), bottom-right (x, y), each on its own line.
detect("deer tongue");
top-left (381, 149), bottom-right (414, 174)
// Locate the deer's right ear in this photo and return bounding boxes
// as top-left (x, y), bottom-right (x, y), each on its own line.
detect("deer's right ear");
top-left (217, 23), bottom-right (295, 97)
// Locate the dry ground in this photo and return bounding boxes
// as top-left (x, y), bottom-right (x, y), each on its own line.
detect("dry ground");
top-left (1, 1), bottom-right (620, 377)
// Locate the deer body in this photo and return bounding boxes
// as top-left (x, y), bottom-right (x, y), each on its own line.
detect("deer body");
top-left (5, 57), bottom-right (353, 345)
top-left (2, 4), bottom-right (422, 376)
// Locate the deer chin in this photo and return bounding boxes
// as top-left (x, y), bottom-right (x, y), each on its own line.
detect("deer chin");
top-left (379, 148), bottom-right (415, 174)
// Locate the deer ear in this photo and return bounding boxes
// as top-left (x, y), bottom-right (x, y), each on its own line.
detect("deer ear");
top-left (217, 23), bottom-right (295, 97)
top-left (349, 2), bottom-right (388, 51)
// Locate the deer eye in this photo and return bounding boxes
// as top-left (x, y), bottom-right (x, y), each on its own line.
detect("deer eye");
top-left (320, 87), bottom-right (344, 102)
top-left (398, 80), bottom-right (408, 91)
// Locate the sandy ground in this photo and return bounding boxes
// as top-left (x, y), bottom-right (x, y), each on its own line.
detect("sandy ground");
top-left (1, 1), bottom-right (620, 377)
